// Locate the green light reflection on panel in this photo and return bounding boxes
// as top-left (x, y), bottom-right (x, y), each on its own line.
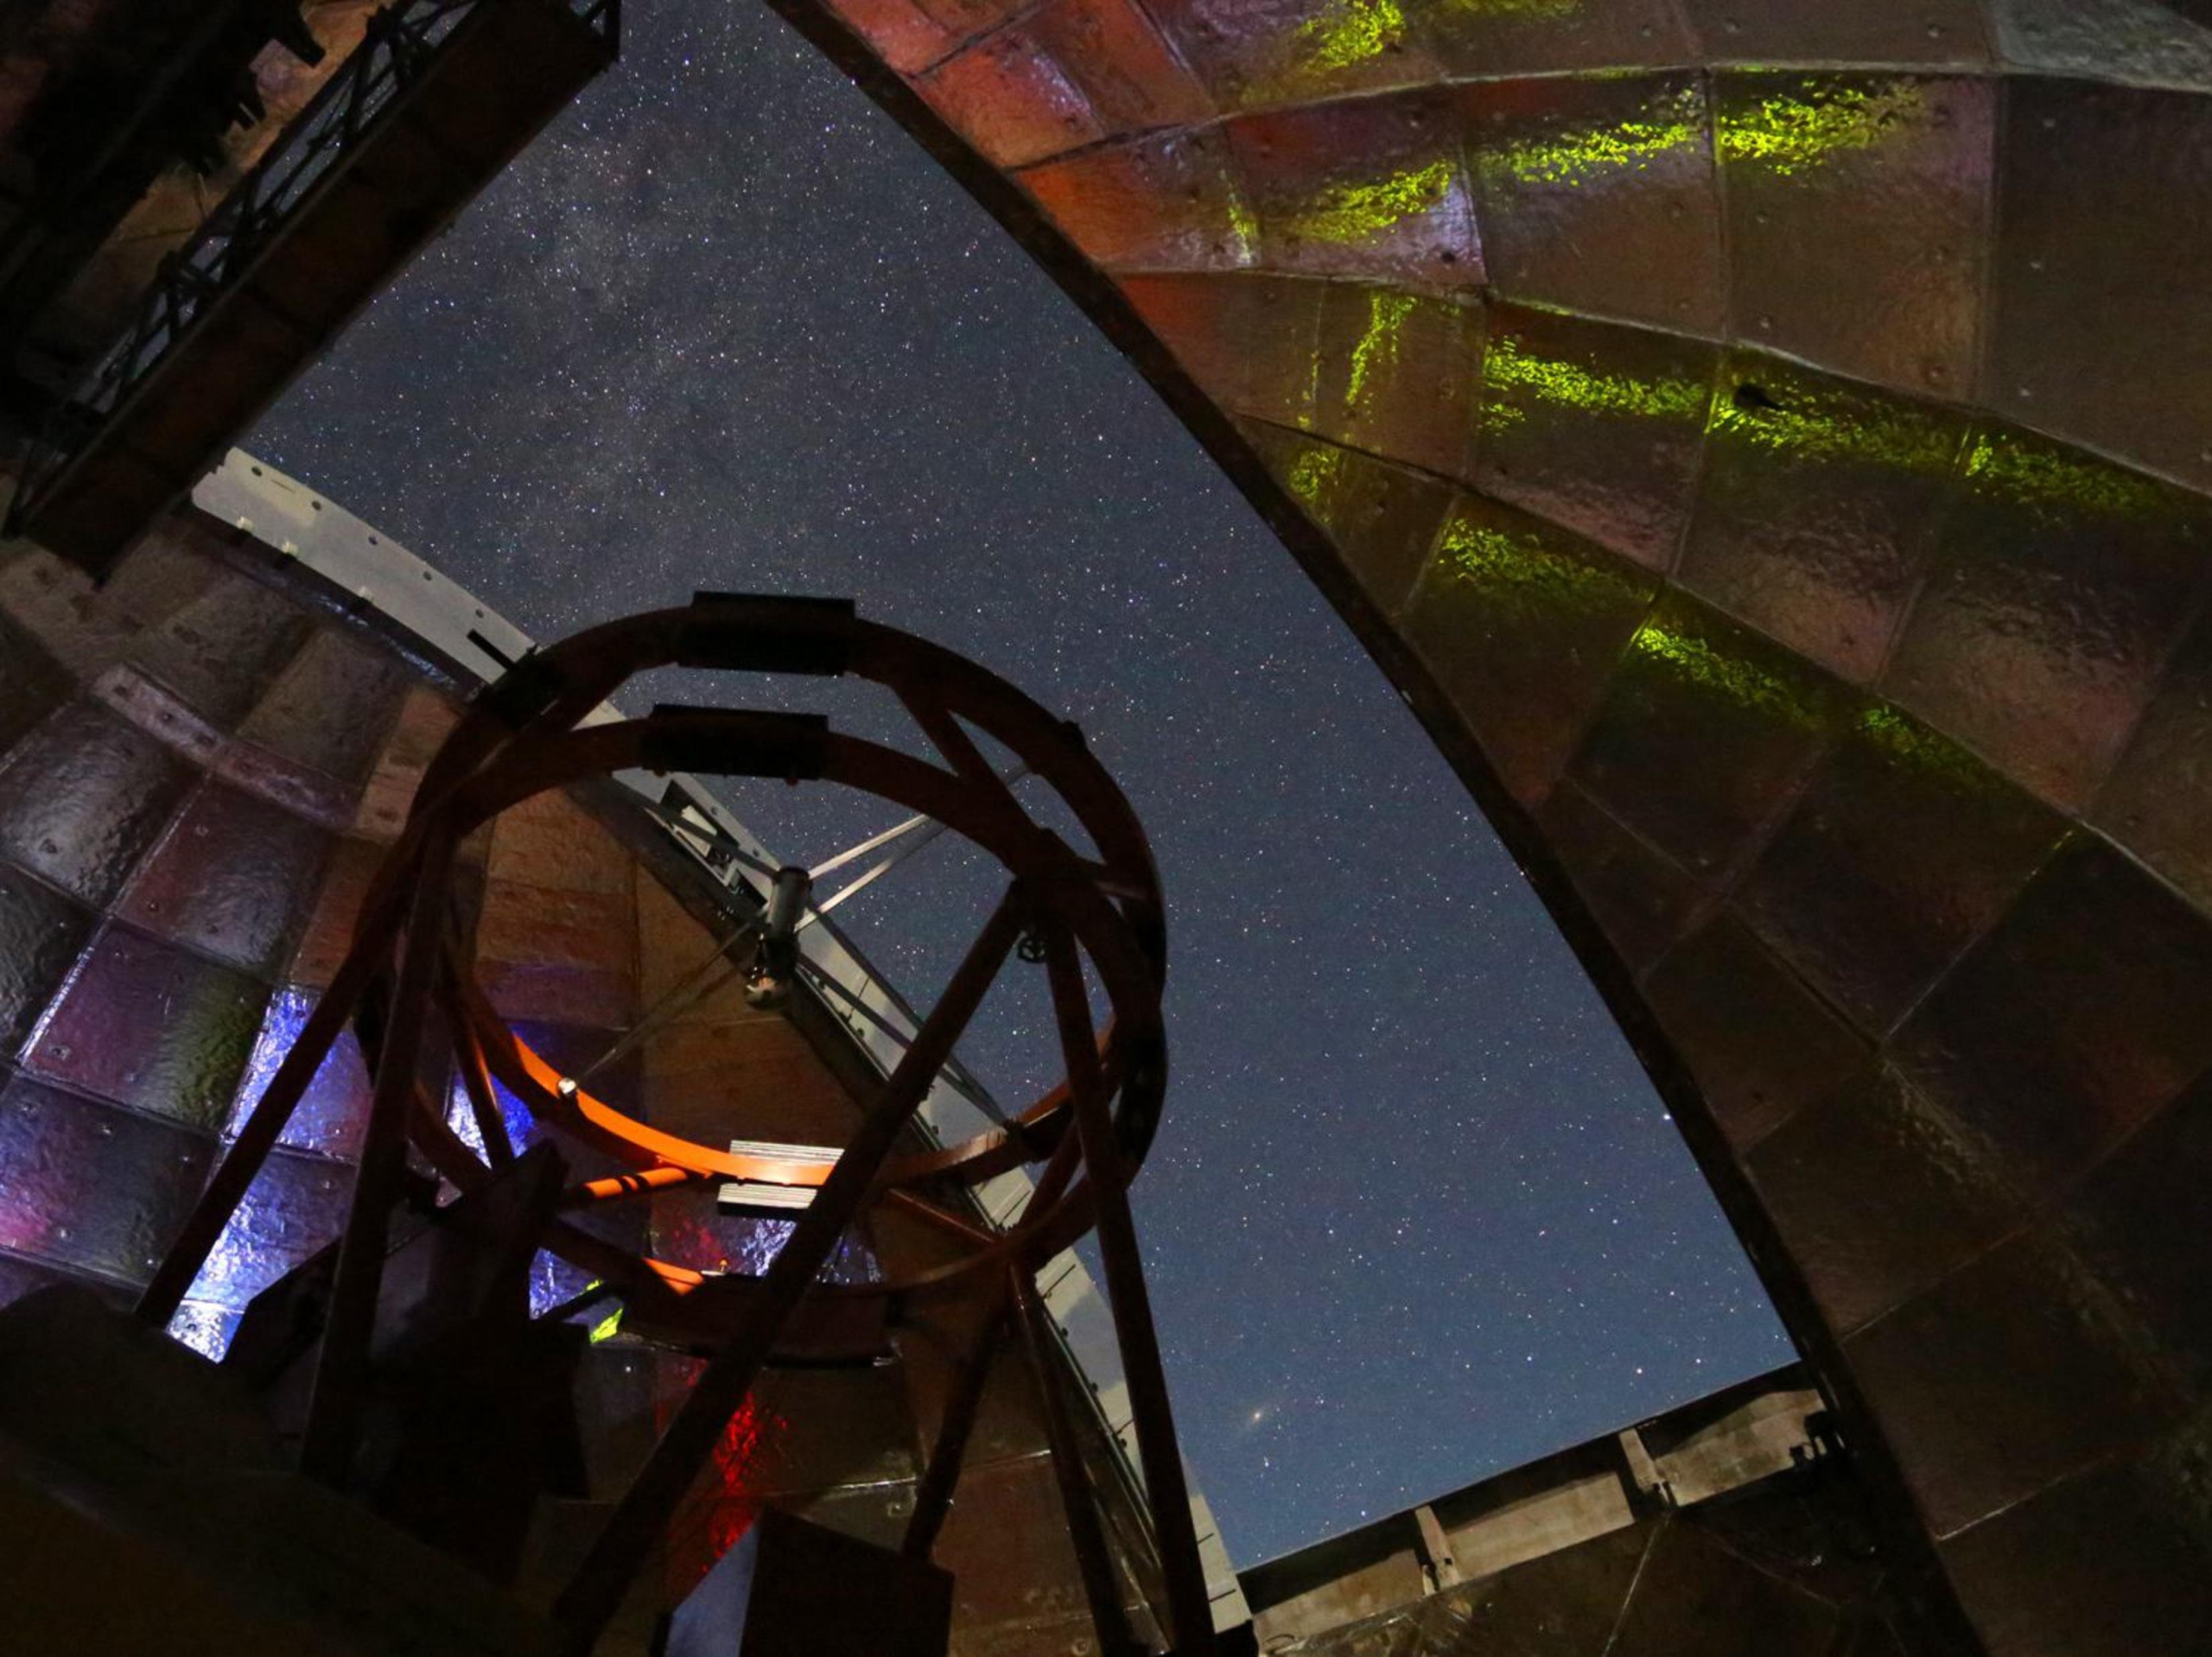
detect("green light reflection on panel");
top-left (1347, 289), bottom-right (1418, 409)
top-left (1715, 375), bottom-right (2179, 524)
top-left (1266, 0), bottom-right (1580, 97)
top-left (1478, 85), bottom-right (1702, 188)
top-left (1630, 619), bottom-right (1821, 728)
top-left (1717, 80), bottom-right (1924, 177)
top-left (1283, 441), bottom-right (1350, 513)
top-left (1226, 187), bottom-right (1262, 263)
top-left (1485, 333), bottom-right (1707, 430)
top-left (1439, 512), bottom-right (1644, 619)
top-left (1284, 157), bottom-right (1456, 245)
top-left (588, 1305), bottom-right (624, 1343)
top-left (1962, 429), bottom-right (2175, 522)
top-left (1855, 705), bottom-right (2004, 796)
top-left (1710, 384), bottom-right (1958, 476)
top-left (1288, 0), bottom-right (1406, 79)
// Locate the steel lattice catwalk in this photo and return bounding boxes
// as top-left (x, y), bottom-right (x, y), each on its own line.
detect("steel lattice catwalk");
top-left (752, 2), bottom-right (2212, 1652)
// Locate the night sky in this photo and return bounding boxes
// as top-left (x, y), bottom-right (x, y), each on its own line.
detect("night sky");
top-left (251, 0), bottom-right (1789, 1565)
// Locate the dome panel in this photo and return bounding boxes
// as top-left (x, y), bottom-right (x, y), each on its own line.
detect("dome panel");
top-left (1401, 488), bottom-right (1656, 803)
top-left (1986, 75), bottom-right (2212, 492)
top-left (1224, 89), bottom-right (1483, 289)
top-left (1677, 0), bottom-right (1994, 66)
top-left (1991, 0), bottom-right (2212, 89)
top-left (1472, 302), bottom-right (1717, 571)
top-left (1714, 71), bottom-right (1993, 397)
top-left (1678, 352), bottom-right (1964, 683)
top-left (1461, 72), bottom-right (1723, 331)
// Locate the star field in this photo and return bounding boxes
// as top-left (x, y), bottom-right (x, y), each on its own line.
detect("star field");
top-left (251, 0), bottom-right (1790, 1565)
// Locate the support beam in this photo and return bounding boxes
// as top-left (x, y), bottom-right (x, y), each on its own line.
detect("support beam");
top-left (301, 830), bottom-right (457, 1485)
top-left (553, 885), bottom-right (1027, 1650)
top-left (902, 1304), bottom-right (1006, 1563)
top-left (1042, 922), bottom-right (1214, 1654)
top-left (137, 872), bottom-right (406, 1326)
top-left (1014, 1266), bottom-right (1139, 1656)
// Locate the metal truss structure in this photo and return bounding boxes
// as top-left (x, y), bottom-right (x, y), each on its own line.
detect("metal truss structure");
top-left (133, 592), bottom-right (1216, 1654)
top-left (7, 0), bottom-right (618, 570)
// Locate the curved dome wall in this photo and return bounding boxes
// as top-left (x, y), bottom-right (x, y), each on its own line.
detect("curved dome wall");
top-left (772, 1), bottom-right (2212, 1648)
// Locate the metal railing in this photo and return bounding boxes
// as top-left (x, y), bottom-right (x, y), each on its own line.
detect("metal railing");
top-left (8, 0), bottom-right (617, 536)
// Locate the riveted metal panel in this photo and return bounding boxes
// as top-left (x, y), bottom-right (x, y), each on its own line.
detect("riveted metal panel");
top-left (1643, 915), bottom-right (1870, 1153)
top-left (129, 571), bottom-right (315, 731)
top-left (1884, 836), bottom-right (2212, 1199)
top-left (1990, 0), bottom-right (2212, 95)
top-left (0, 612), bottom-right (72, 756)
top-left (1986, 77), bottom-right (2212, 492)
top-left (2095, 607), bottom-right (2212, 914)
top-left (1719, 72), bottom-right (1993, 398)
top-left (1224, 89), bottom-right (1481, 292)
top-left (823, 0), bottom-right (961, 73)
top-left (1844, 1228), bottom-right (2189, 1540)
top-left (1403, 491), bottom-right (1656, 804)
top-left (1122, 270), bottom-right (1325, 428)
top-left (1141, 0), bottom-right (1442, 115)
top-left (1536, 781), bottom-right (1707, 975)
top-left (1568, 594), bottom-right (1846, 879)
top-left (118, 780), bottom-right (334, 977)
top-left (1472, 303), bottom-right (1717, 573)
top-left (1417, 0), bottom-right (1689, 81)
top-left (0, 862), bottom-right (96, 1057)
top-left (24, 924), bottom-right (269, 1133)
top-left (189, 1143), bottom-right (354, 1311)
top-left (1023, 126), bottom-right (1256, 273)
top-left (1939, 1406), bottom-right (2212, 1657)
top-left (224, 987), bottom-right (376, 1163)
top-left (1733, 706), bottom-right (2064, 1032)
top-left (1243, 425), bottom-right (1454, 617)
top-left (2063, 1070), bottom-right (2212, 1399)
top-left (1681, 356), bottom-right (1963, 685)
top-left (236, 626), bottom-right (411, 790)
top-left (1308, 282), bottom-right (1480, 482)
top-left (1745, 1063), bottom-right (2028, 1337)
top-left (1020, 0), bottom-right (1212, 135)
top-left (1883, 427), bottom-right (2212, 812)
top-left (0, 699), bottom-right (197, 907)
top-left (1679, 0), bottom-right (1992, 66)
top-left (918, 29), bottom-right (1107, 168)
top-left (0, 1073), bottom-right (215, 1287)
top-left (1461, 73), bottom-right (1722, 333)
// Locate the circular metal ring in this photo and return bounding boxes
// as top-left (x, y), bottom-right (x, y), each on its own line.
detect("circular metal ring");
top-left (352, 599), bottom-right (1166, 1340)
